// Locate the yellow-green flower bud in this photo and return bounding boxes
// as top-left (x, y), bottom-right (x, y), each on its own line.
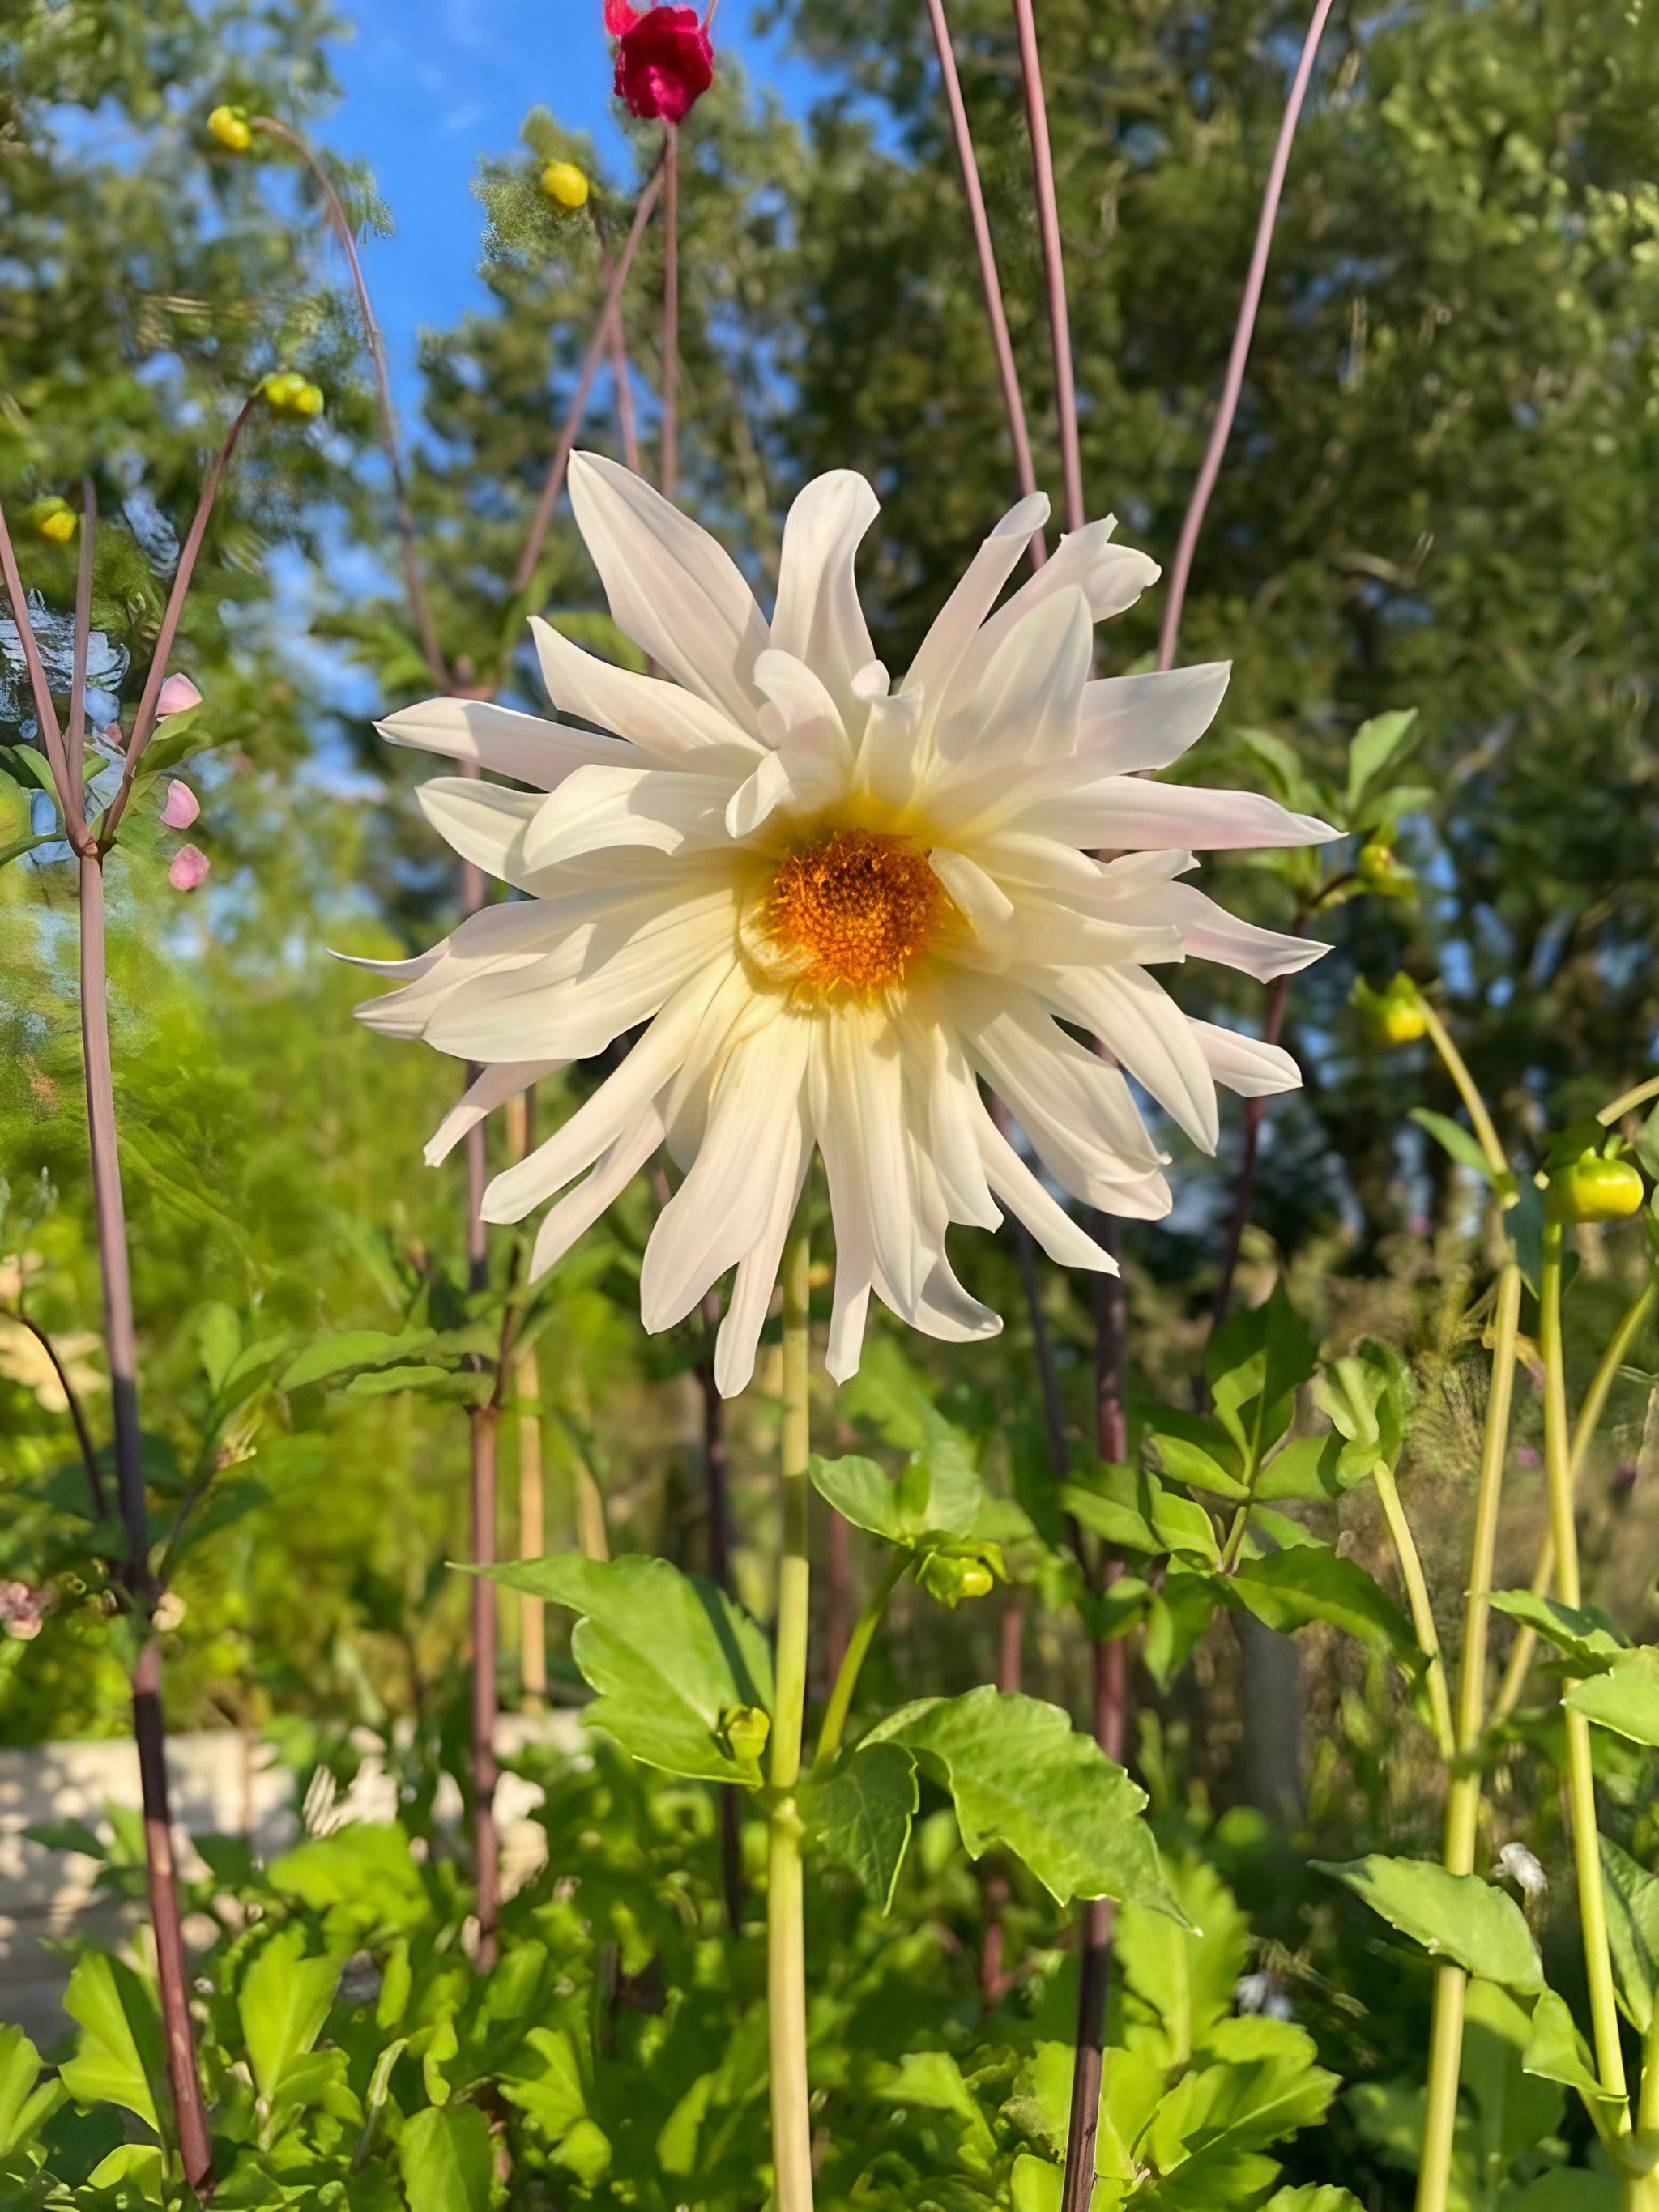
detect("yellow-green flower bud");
top-left (208, 104), bottom-right (253, 152)
top-left (918, 1553), bottom-right (995, 1607)
top-left (718, 1704), bottom-right (770, 1764)
top-left (27, 497), bottom-right (76, 544)
top-left (1549, 1151), bottom-right (1644, 1225)
top-left (293, 381), bottom-right (326, 418)
top-left (1357, 973), bottom-right (1427, 1046)
top-left (1358, 841), bottom-right (1395, 883)
top-left (541, 160), bottom-right (591, 210)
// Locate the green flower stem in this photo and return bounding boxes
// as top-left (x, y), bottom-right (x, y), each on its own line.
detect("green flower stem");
top-left (812, 1548), bottom-right (907, 1775)
top-left (1418, 1002), bottom-right (1510, 1179)
top-left (1541, 1217), bottom-right (1630, 2115)
top-left (1415, 1259), bottom-right (1522, 2212)
top-left (1597, 1074), bottom-right (1659, 1129)
top-left (768, 1215), bottom-right (815, 2212)
top-left (1491, 1281), bottom-right (1654, 1726)
top-left (1640, 2001), bottom-right (1659, 2139)
top-left (1372, 1464), bottom-right (1456, 1760)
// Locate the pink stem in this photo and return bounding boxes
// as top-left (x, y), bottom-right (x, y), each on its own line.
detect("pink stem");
top-left (661, 126), bottom-right (680, 500)
top-left (924, 0), bottom-right (1044, 567)
top-left (592, 210), bottom-right (645, 475)
top-left (513, 157), bottom-right (667, 595)
top-left (1156, 0), bottom-right (1335, 670)
top-left (254, 118), bottom-right (448, 690)
top-left (66, 477), bottom-right (96, 825)
top-left (0, 500), bottom-right (75, 830)
top-left (104, 393), bottom-right (261, 843)
top-left (1008, 0), bottom-right (1083, 535)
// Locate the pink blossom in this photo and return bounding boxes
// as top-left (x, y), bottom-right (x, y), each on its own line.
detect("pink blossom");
top-left (156, 673), bottom-right (203, 718)
top-left (160, 780), bottom-right (200, 830)
top-left (611, 4), bottom-right (714, 122)
top-left (168, 844), bottom-right (211, 893)
top-left (0, 1581), bottom-right (50, 1641)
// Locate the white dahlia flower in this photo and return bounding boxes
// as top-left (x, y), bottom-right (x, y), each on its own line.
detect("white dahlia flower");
top-left (356, 457), bottom-right (1333, 1394)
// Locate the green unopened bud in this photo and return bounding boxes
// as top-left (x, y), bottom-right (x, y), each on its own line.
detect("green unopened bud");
top-left (918, 1554), bottom-right (995, 1608)
top-left (1548, 1150), bottom-right (1644, 1225)
top-left (718, 1704), bottom-right (770, 1764)
top-left (1354, 973), bottom-right (1427, 1047)
top-left (1357, 840), bottom-right (1416, 901)
top-left (208, 104), bottom-right (253, 151)
top-left (25, 497), bottom-right (76, 544)
top-left (541, 160), bottom-right (590, 209)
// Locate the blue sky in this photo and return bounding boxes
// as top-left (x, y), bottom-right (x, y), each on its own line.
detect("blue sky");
top-left (319, 0), bottom-right (829, 393)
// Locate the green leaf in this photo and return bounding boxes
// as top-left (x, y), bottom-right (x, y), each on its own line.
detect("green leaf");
top-left (0, 743), bottom-right (58, 796)
top-left (276, 1328), bottom-right (435, 1392)
top-left (880, 2051), bottom-right (997, 2169)
top-left (1504, 2175), bottom-right (1623, 2210)
top-left (22, 1818), bottom-right (105, 1859)
top-left (397, 2102), bottom-right (493, 2212)
top-left (1599, 1835), bottom-right (1659, 2033)
top-left (0, 831), bottom-right (50, 872)
top-left (1313, 1340), bottom-right (1416, 1485)
top-left (58, 1952), bottom-right (166, 2133)
top-left (1521, 1988), bottom-right (1624, 2124)
top-left (480, 1553), bottom-right (774, 1784)
top-left (1204, 1284), bottom-right (1320, 1477)
top-left (1145, 1417), bottom-right (1249, 1501)
top-left (866, 1686), bottom-right (1180, 1915)
top-left (267, 1822), bottom-right (430, 1939)
top-left (1565, 1647), bottom-right (1659, 1744)
top-left (0, 2026), bottom-right (65, 2157)
top-left (1265, 2190), bottom-right (1366, 2212)
top-left (1143, 1572), bottom-right (1221, 1689)
top-left (1144, 2015), bottom-right (1338, 2170)
top-left (1489, 1591), bottom-right (1627, 1673)
top-left (197, 1302), bottom-right (241, 1394)
top-left (1345, 708), bottom-right (1421, 819)
top-left (1011, 2153), bottom-right (1062, 2212)
top-left (1226, 1547), bottom-right (1418, 1653)
top-left (1315, 1857), bottom-right (1542, 1991)
top-left (808, 1438), bottom-right (985, 1548)
top-left (800, 1741), bottom-right (917, 1910)
top-left (1232, 726), bottom-right (1313, 811)
top-left (1460, 1976), bottom-right (1565, 2184)
top-left (1252, 1434), bottom-right (1352, 1502)
top-left (237, 1928), bottom-right (340, 2102)
top-left (1410, 1108), bottom-right (1497, 1182)
top-left (342, 1363), bottom-right (454, 1398)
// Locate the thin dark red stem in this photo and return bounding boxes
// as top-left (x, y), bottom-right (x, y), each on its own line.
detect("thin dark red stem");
top-left (1008, 0), bottom-right (1082, 536)
top-left (1156, 0), bottom-right (1336, 670)
top-left (79, 847), bottom-right (211, 2191)
top-left (661, 126), bottom-right (680, 501)
top-left (513, 156), bottom-right (667, 596)
top-left (66, 477), bottom-right (95, 824)
top-left (924, 0), bottom-right (1044, 566)
top-left (591, 207), bottom-right (645, 475)
top-left (6, 1311), bottom-right (107, 1521)
top-left (104, 394), bottom-right (261, 844)
top-left (254, 118), bottom-right (447, 689)
top-left (0, 498), bottom-right (75, 829)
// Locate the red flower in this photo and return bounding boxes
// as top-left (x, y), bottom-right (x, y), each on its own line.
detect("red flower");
top-left (608, 3), bottom-right (714, 124)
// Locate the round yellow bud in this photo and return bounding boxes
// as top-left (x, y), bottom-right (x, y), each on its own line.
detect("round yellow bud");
top-left (292, 381), bottom-right (326, 418)
top-left (36, 505), bottom-right (77, 544)
top-left (1358, 842), bottom-right (1395, 882)
top-left (1381, 1003), bottom-right (1428, 1046)
top-left (208, 104), bottom-right (253, 152)
top-left (541, 160), bottom-right (591, 209)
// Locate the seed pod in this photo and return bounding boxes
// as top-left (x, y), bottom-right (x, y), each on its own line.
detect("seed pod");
top-left (1550, 1152), bottom-right (1644, 1224)
top-left (208, 104), bottom-right (254, 151)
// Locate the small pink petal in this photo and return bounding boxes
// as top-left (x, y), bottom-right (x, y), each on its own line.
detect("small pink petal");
top-left (160, 780), bottom-right (200, 829)
top-left (603, 0), bottom-right (644, 32)
top-left (168, 844), bottom-right (210, 893)
top-left (156, 674), bottom-right (203, 718)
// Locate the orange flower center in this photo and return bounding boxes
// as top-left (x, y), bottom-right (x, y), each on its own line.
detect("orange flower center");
top-left (764, 829), bottom-right (944, 999)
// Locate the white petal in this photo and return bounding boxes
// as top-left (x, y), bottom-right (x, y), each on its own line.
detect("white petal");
top-left (354, 902), bottom-right (565, 1039)
top-left (530, 614), bottom-right (762, 767)
top-left (521, 765), bottom-right (733, 873)
top-left (1016, 776), bottom-right (1337, 851)
top-left (770, 472), bottom-right (879, 721)
top-left (425, 1060), bottom-right (566, 1166)
top-left (1191, 1021), bottom-right (1303, 1097)
top-left (568, 451), bottom-right (770, 731)
top-left (982, 518), bottom-right (1158, 637)
top-left (850, 686), bottom-right (927, 812)
top-left (932, 586), bottom-right (1093, 774)
top-left (377, 697), bottom-right (633, 788)
top-left (1040, 964), bottom-right (1219, 1153)
top-left (975, 1106), bottom-right (1117, 1272)
top-left (752, 648), bottom-right (851, 755)
top-left (929, 847), bottom-right (1017, 969)
top-left (724, 742), bottom-right (849, 839)
top-left (902, 491), bottom-right (1049, 712)
top-left (713, 1113), bottom-right (811, 1397)
top-left (1076, 663), bottom-right (1230, 774)
top-left (1128, 881), bottom-right (1327, 982)
top-left (480, 965), bottom-right (727, 1221)
top-left (528, 1107), bottom-right (667, 1281)
top-left (415, 778), bottom-right (542, 885)
top-left (641, 1017), bottom-right (812, 1332)
top-left (907, 1012), bottom-right (1000, 1230)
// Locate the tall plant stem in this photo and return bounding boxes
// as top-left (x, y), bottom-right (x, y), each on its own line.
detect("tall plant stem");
top-left (1541, 1218), bottom-right (1628, 2112)
top-left (1415, 1258), bottom-right (1523, 2212)
top-left (1211, 969), bottom-right (1294, 1325)
top-left (1008, 0), bottom-right (1081, 535)
top-left (768, 1216), bottom-right (814, 2212)
top-left (80, 845), bottom-right (212, 2191)
top-left (697, 1294), bottom-right (744, 1927)
top-left (1155, 0), bottom-right (1335, 670)
top-left (1493, 1281), bottom-right (1654, 1725)
top-left (253, 118), bottom-right (446, 688)
top-left (661, 126), bottom-right (680, 500)
top-left (812, 1549), bottom-right (906, 1774)
top-left (513, 155), bottom-right (667, 596)
top-left (1373, 1465), bottom-right (1455, 1759)
top-left (923, 0), bottom-right (1043, 563)
top-left (504, 1092), bottom-right (546, 1709)
top-left (590, 203), bottom-right (644, 475)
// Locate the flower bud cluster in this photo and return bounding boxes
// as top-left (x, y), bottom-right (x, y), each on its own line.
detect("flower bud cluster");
top-left (1352, 973), bottom-right (1427, 1047)
top-left (262, 370), bottom-right (326, 418)
top-left (25, 497), bottom-right (76, 544)
top-left (208, 104), bottom-right (254, 151)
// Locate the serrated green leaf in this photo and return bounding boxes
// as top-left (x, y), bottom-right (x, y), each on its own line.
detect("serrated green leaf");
top-left (1316, 1857), bottom-right (1542, 1991)
top-left (1565, 1647), bottom-right (1659, 1744)
top-left (800, 1741), bottom-right (916, 1911)
top-left (1346, 708), bottom-right (1421, 818)
top-left (277, 1328), bottom-right (436, 1391)
top-left (1226, 1546), bottom-right (1418, 1653)
top-left (480, 1553), bottom-right (773, 1784)
top-left (0, 2026), bottom-right (65, 2158)
top-left (1060, 1462), bottom-right (1163, 1554)
top-left (238, 1927), bottom-right (339, 2103)
top-left (1521, 1988), bottom-right (1624, 2123)
top-left (398, 2102), bottom-right (493, 2212)
top-left (58, 1952), bottom-right (166, 2133)
top-left (1489, 1591), bottom-right (1626, 1673)
top-left (1143, 1571), bottom-right (1220, 1689)
top-left (865, 1686), bottom-right (1180, 1916)
top-left (1253, 1434), bottom-right (1351, 1501)
top-left (1598, 1835), bottom-right (1659, 2034)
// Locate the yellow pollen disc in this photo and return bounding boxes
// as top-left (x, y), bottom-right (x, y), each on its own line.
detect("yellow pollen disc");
top-left (765, 829), bottom-right (944, 999)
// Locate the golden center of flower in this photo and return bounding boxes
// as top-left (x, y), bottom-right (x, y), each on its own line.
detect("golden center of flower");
top-left (764, 829), bottom-right (944, 998)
